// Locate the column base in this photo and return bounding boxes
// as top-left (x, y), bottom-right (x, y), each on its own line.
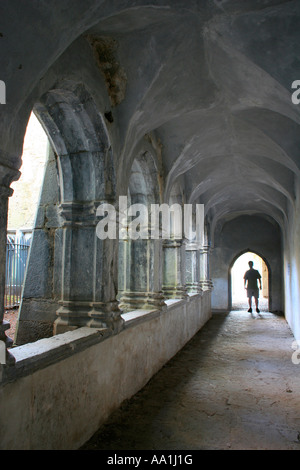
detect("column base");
top-left (0, 320), bottom-right (15, 367)
top-left (119, 291), bottom-right (166, 312)
top-left (162, 285), bottom-right (189, 300)
top-left (54, 300), bottom-right (124, 335)
top-left (200, 280), bottom-right (213, 291)
top-left (186, 282), bottom-right (203, 295)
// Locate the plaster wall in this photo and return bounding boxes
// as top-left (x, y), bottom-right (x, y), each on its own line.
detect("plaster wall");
top-left (283, 183), bottom-right (300, 341)
top-left (0, 292), bottom-right (211, 450)
top-left (211, 215), bottom-right (282, 312)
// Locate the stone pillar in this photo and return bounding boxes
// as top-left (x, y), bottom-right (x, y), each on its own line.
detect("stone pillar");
top-left (54, 200), bottom-right (124, 334)
top-left (0, 186), bottom-right (16, 366)
top-left (185, 241), bottom-right (203, 294)
top-left (117, 238), bottom-right (129, 300)
top-left (200, 245), bottom-right (213, 291)
top-left (162, 239), bottom-right (188, 299)
top-left (15, 145), bottom-right (61, 345)
top-left (119, 233), bottom-right (165, 312)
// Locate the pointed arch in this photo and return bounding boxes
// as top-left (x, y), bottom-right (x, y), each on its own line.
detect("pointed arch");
top-left (228, 249), bottom-right (271, 312)
top-left (34, 82), bottom-right (116, 204)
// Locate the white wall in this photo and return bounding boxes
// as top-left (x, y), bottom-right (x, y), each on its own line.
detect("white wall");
top-left (283, 184), bottom-right (300, 341)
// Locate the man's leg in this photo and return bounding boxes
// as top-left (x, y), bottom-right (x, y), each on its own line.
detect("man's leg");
top-left (255, 294), bottom-right (260, 313)
top-left (248, 293), bottom-right (252, 312)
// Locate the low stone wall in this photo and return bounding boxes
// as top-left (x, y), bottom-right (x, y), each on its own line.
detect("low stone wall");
top-left (0, 292), bottom-right (211, 450)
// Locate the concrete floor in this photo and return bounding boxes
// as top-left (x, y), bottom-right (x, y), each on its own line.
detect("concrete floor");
top-left (82, 308), bottom-right (300, 450)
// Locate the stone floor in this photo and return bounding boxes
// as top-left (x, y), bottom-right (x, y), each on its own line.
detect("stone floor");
top-left (4, 307), bottom-right (18, 341)
top-left (82, 306), bottom-right (300, 451)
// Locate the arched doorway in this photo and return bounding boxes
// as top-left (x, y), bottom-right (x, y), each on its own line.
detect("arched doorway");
top-left (230, 251), bottom-right (269, 311)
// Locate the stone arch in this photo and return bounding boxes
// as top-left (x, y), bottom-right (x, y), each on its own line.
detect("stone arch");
top-left (128, 151), bottom-right (161, 207)
top-left (228, 249), bottom-right (272, 312)
top-left (118, 150), bottom-right (165, 312)
top-left (16, 82), bottom-right (122, 344)
top-left (34, 82), bottom-right (116, 203)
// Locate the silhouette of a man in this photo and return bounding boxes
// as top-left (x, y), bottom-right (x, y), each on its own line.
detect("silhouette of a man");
top-left (243, 261), bottom-right (262, 313)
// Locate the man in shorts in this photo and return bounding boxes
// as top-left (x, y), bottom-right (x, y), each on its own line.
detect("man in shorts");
top-left (243, 261), bottom-right (262, 313)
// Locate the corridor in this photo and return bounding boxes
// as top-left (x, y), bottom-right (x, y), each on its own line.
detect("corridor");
top-left (1, 0), bottom-right (300, 451)
top-left (82, 309), bottom-right (300, 451)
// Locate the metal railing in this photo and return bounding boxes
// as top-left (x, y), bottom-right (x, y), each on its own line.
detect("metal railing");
top-left (5, 236), bottom-right (30, 309)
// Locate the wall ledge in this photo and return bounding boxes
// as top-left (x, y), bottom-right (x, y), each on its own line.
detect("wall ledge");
top-left (0, 327), bottom-right (109, 386)
top-left (0, 291), bottom-right (211, 449)
top-left (1, 292), bottom-right (208, 386)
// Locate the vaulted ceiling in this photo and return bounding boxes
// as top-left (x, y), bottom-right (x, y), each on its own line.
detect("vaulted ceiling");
top-left (1, 0), bottom-right (300, 237)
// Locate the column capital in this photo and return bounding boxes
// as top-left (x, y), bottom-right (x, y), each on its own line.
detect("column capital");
top-left (0, 185), bottom-right (13, 198)
top-left (185, 241), bottom-right (201, 251)
top-left (0, 155), bottom-right (21, 192)
top-left (199, 279), bottom-right (214, 291)
top-left (162, 238), bottom-right (184, 248)
top-left (58, 201), bottom-right (99, 227)
top-left (200, 244), bottom-right (212, 254)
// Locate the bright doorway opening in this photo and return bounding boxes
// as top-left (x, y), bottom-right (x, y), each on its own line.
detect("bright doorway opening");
top-left (231, 251), bottom-right (269, 311)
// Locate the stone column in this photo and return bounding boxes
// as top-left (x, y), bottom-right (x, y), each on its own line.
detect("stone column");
top-left (200, 245), bottom-right (213, 291)
top-left (185, 241), bottom-right (203, 294)
top-left (0, 185), bottom-right (16, 366)
top-left (15, 145), bottom-right (61, 345)
top-left (162, 238), bottom-right (188, 299)
top-left (54, 200), bottom-right (124, 334)
top-left (119, 232), bottom-right (165, 312)
top-left (117, 238), bottom-right (129, 300)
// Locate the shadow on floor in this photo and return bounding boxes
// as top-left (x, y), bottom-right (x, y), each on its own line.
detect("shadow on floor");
top-left (81, 310), bottom-right (299, 450)
top-left (81, 314), bottom-right (228, 450)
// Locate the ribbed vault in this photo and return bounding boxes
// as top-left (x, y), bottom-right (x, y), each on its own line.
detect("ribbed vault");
top-left (1, 0), bottom-right (300, 240)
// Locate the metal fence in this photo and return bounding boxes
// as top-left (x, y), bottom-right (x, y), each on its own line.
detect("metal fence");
top-left (5, 236), bottom-right (31, 309)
